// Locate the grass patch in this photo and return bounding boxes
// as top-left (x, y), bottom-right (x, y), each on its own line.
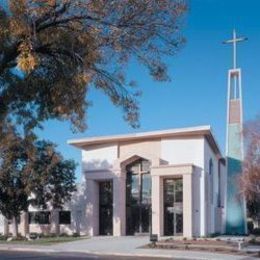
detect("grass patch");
top-left (0, 236), bottom-right (88, 245)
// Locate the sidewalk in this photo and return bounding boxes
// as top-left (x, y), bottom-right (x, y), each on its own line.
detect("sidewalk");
top-left (0, 236), bottom-right (258, 260)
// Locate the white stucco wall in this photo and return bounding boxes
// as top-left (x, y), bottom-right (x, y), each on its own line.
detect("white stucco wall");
top-left (161, 137), bottom-right (205, 237)
top-left (82, 143), bottom-right (118, 171)
top-left (204, 138), bottom-right (226, 235)
top-left (161, 137), bottom-right (205, 166)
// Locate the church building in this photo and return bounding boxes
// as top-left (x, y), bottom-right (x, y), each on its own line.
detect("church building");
top-left (68, 126), bottom-right (227, 238)
top-left (0, 30), bottom-right (247, 238)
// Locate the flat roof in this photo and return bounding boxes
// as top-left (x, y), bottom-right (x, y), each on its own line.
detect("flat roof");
top-left (68, 125), bottom-right (223, 158)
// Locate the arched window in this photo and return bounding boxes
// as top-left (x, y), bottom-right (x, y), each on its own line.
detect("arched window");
top-left (217, 160), bottom-right (221, 207)
top-left (125, 159), bottom-right (151, 235)
top-left (209, 159), bottom-right (214, 204)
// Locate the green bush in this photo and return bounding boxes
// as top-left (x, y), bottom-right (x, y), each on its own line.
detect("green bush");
top-left (59, 233), bottom-right (69, 237)
top-left (247, 221), bottom-right (254, 233)
top-left (0, 235), bottom-right (8, 241)
top-left (252, 228), bottom-right (260, 235)
top-left (29, 233), bottom-right (39, 239)
top-left (209, 232), bottom-right (220, 238)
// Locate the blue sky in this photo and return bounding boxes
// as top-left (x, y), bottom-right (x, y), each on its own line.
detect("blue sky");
top-left (33, 0), bottom-right (260, 180)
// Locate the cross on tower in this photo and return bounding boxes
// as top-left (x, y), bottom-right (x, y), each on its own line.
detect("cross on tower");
top-left (223, 29), bottom-right (247, 69)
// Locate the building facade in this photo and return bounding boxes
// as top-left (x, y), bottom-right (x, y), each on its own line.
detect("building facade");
top-left (65, 125), bottom-right (226, 238)
top-left (0, 126), bottom-right (228, 238)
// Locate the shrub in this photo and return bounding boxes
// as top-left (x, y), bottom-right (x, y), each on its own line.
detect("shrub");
top-left (29, 233), bottom-right (39, 240)
top-left (59, 233), bottom-right (69, 237)
top-left (247, 221), bottom-right (254, 233)
top-left (252, 228), bottom-right (260, 235)
top-left (0, 235), bottom-right (8, 241)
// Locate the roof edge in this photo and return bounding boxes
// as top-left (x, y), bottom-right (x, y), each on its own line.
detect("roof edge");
top-left (68, 125), bottom-right (211, 147)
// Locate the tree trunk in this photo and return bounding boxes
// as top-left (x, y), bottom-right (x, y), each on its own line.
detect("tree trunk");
top-left (12, 216), bottom-right (18, 239)
top-left (3, 217), bottom-right (9, 236)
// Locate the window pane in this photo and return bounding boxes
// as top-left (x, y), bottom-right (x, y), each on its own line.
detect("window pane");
top-left (142, 174), bottom-right (151, 204)
top-left (59, 211), bottom-right (71, 225)
top-left (175, 179), bottom-right (183, 203)
top-left (99, 181), bottom-right (112, 205)
top-left (127, 162), bottom-right (139, 173)
top-left (141, 160), bottom-right (150, 172)
top-left (164, 179), bottom-right (174, 205)
top-left (29, 211), bottom-right (50, 224)
top-left (131, 174), bottom-right (139, 205)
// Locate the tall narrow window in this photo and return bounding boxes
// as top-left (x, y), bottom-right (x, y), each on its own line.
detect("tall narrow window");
top-left (217, 160), bottom-right (222, 207)
top-left (209, 159), bottom-right (214, 204)
top-left (126, 159), bottom-right (151, 235)
top-left (59, 211), bottom-right (71, 225)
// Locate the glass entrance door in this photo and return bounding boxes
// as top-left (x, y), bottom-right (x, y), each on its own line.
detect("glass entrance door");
top-left (99, 180), bottom-right (113, 235)
top-left (126, 159), bottom-right (151, 235)
top-left (164, 178), bottom-right (183, 236)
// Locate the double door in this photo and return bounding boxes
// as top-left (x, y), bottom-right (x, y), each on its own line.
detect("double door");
top-left (126, 169), bottom-right (151, 235)
top-left (164, 178), bottom-right (183, 236)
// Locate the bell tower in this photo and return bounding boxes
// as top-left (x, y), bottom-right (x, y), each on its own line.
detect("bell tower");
top-left (224, 30), bottom-right (247, 234)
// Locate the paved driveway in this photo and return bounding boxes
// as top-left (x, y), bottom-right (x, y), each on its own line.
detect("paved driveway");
top-left (0, 236), bottom-right (258, 260)
top-left (53, 236), bottom-right (149, 255)
top-left (50, 236), bottom-right (257, 260)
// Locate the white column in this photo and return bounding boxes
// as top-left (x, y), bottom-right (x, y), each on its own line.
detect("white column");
top-left (183, 173), bottom-right (193, 238)
top-left (152, 175), bottom-right (163, 236)
top-left (52, 209), bottom-right (60, 235)
top-left (20, 212), bottom-right (29, 237)
top-left (86, 179), bottom-right (99, 236)
top-left (200, 170), bottom-right (206, 236)
top-left (113, 176), bottom-right (126, 236)
top-left (3, 217), bottom-right (9, 236)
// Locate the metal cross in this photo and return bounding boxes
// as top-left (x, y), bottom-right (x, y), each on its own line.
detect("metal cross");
top-left (223, 29), bottom-right (247, 69)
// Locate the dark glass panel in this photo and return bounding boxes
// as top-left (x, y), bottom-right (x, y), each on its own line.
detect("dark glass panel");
top-left (100, 181), bottom-right (113, 205)
top-left (99, 181), bottom-right (113, 235)
top-left (141, 205), bottom-right (150, 233)
top-left (29, 211), bottom-right (50, 224)
top-left (59, 211), bottom-right (71, 225)
top-left (131, 174), bottom-right (139, 205)
top-left (142, 173), bottom-right (151, 205)
top-left (141, 160), bottom-right (150, 172)
top-left (125, 159), bottom-right (151, 235)
top-left (176, 213), bottom-right (183, 234)
top-left (164, 178), bottom-right (183, 236)
top-left (164, 179), bottom-right (174, 205)
top-left (175, 179), bottom-right (183, 203)
top-left (164, 207), bottom-right (174, 236)
top-left (128, 163), bottom-right (139, 173)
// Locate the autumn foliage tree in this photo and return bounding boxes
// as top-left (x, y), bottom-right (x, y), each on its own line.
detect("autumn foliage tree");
top-left (0, 0), bottom-right (187, 131)
top-left (0, 125), bottom-right (76, 238)
top-left (240, 116), bottom-right (260, 230)
top-left (0, 0), bottom-right (187, 238)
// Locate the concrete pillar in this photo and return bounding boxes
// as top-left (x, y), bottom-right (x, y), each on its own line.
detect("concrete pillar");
top-left (183, 173), bottom-right (193, 238)
top-left (52, 210), bottom-right (60, 236)
top-left (113, 177), bottom-right (126, 236)
top-left (20, 212), bottom-right (29, 237)
top-left (200, 170), bottom-right (207, 237)
top-left (152, 175), bottom-right (163, 236)
top-left (3, 217), bottom-right (9, 236)
top-left (86, 179), bottom-right (99, 236)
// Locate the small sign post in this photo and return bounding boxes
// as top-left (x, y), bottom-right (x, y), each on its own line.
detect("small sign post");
top-left (150, 234), bottom-right (158, 248)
